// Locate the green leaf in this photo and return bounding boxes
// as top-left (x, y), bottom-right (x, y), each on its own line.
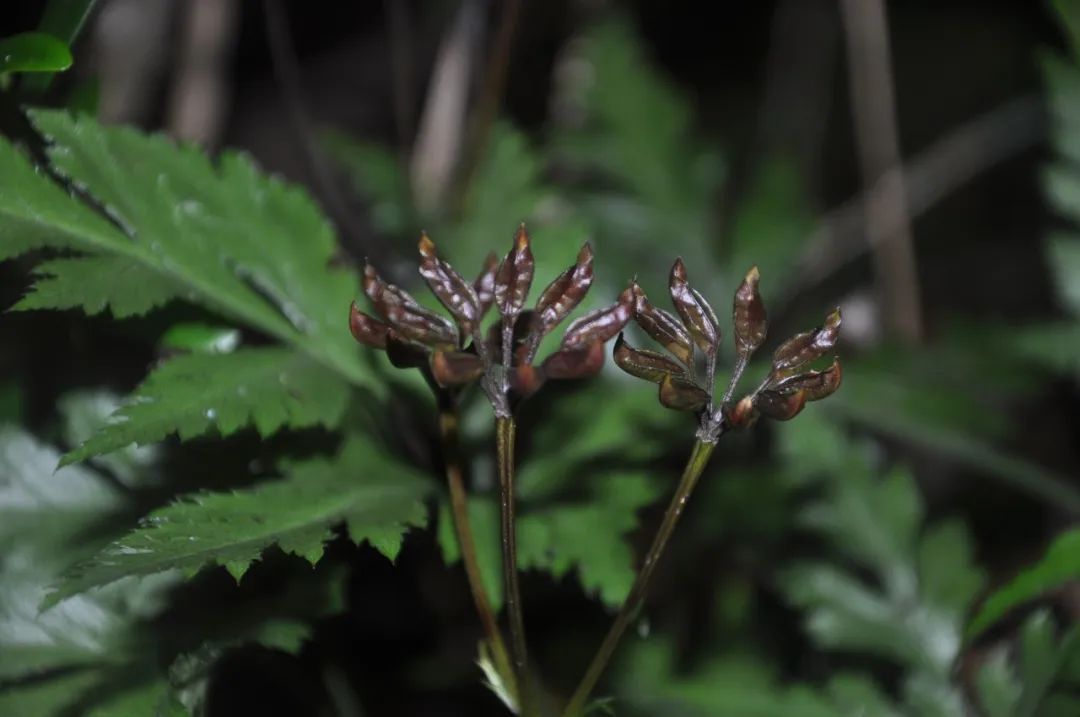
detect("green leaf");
top-left (439, 473), bottom-right (662, 609)
top-left (62, 348), bottom-right (350, 466)
top-left (0, 32), bottom-right (72, 74)
top-left (0, 111), bottom-right (370, 388)
top-left (968, 528), bottom-right (1080, 638)
top-left (612, 640), bottom-right (859, 717)
top-left (320, 131), bottom-right (411, 237)
top-left (518, 473), bottom-right (663, 607)
top-left (51, 436), bottom-right (431, 602)
top-left (158, 323), bottom-right (241, 354)
top-left (20, 0), bottom-right (98, 94)
top-left (14, 255), bottom-right (187, 317)
top-left (781, 458), bottom-right (982, 704)
top-left (57, 390), bottom-right (160, 485)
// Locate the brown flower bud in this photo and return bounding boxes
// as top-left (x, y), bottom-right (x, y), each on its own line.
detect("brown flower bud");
top-left (364, 264), bottom-right (458, 347)
top-left (474, 252), bottom-right (499, 318)
top-left (772, 357), bottom-right (842, 402)
top-left (417, 232), bottom-right (480, 338)
top-left (631, 282), bottom-right (693, 367)
top-left (754, 389), bottom-right (807, 421)
top-left (430, 350), bottom-right (485, 387)
top-left (669, 258), bottom-right (720, 355)
top-left (384, 328), bottom-right (430, 369)
top-left (510, 364), bottom-right (544, 397)
top-left (493, 224), bottom-right (535, 319)
top-left (724, 396), bottom-right (758, 429)
top-left (349, 302), bottom-right (389, 349)
top-left (732, 266), bottom-right (767, 359)
top-left (612, 333), bottom-right (686, 384)
top-left (658, 374), bottom-right (711, 412)
top-left (771, 308), bottom-right (842, 373)
top-left (535, 242), bottom-right (594, 334)
top-left (561, 286), bottom-right (633, 350)
top-left (542, 341), bottom-right (606, 379)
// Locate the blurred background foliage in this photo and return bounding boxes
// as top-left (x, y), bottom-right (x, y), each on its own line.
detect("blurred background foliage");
top-left (2, 0), bottom-right (1080, 715)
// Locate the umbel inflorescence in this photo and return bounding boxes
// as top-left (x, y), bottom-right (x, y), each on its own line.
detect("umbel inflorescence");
top-left (350, 224), bottom-right (632, 418)
top-left (347, 224), bottom-right (842, 717)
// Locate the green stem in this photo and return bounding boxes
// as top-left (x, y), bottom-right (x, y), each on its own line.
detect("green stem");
top-left (438, 405), bottom-right (518, 703)
top-left (496, 415), bottom-right (532, 708)
top-left (562, 439), bottom-right (717, 717)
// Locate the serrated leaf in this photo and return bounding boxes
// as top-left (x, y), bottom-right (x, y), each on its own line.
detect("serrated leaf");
top-left (968, 528), bottom-right (1080, 639)
top-left (14, 255), bottom-right (186, 317)
top-left (50, 436), bottom-right (431, 603)
top-left (62, 348), bottom-right (350, 466)
top-left (0, 111), bottom-right (371, 387)
top-left (439, 473), bottom-right (662, 610)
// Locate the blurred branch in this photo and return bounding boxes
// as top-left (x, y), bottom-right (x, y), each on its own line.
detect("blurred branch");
top-left (458, 0), bottom-right (523, 197)
top-left (384, 0), bottom-right (416, 151)
top-left (410, 0), bottom-right (485, 217)
top-left (792, 96), bottom-right (1043, 299)
top-left (166, 0), bottom-right (240, 149)
top-left (94, 0), bottom-right (173, 125)
top-left (839, 0), bottom-right (923, 342)
top-left (757, 0), bottom-right (838, 180)
top-left (264, 0), bottom-right (384, 260)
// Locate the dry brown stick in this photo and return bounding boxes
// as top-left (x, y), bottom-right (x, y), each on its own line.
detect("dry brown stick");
top-left (166, 0), bottom-right (240, 149)
top-left (787, 95), bottom-right (1043, 302)
top-left (409, 0), bottom-right (485, 217)
top-left (839, 0), bottom-right (923, 342)
top-left (263, 0), bottom-right (383, 260)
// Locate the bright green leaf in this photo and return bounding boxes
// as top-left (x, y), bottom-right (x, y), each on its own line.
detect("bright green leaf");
top-left (0, 111), bottom-right (370, 388)
top-left (0, 32), bottom-right (72, 74)
top-left (62, 348), bottom-right (350, 466)
top-left (14, 255), bottom-right (186, 317)
top-left (51, 436), bottom-right (431, 602)
top-left (968, 528), bottom-right (1080, 638)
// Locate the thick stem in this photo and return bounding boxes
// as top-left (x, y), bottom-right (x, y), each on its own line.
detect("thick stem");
top-left (562, 439), bottom-right (717, 717)
top-left (496, 415), bottom-right (531, 703)
top-left (438, 403), bottom-right (517, 702)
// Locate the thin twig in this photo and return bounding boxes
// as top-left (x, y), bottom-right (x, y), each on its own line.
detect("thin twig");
top-left (383, 0), bottom-right (416, 152)
top-left (454, 0), bottom-right (523, 207)
top-left (409, 0), bottom-right (485, 217)
top-left (437, 400), bottom-right (517, 703)
top-left (496, 415), bottom-right (531, 709)
top-left (787, 95), bottom-right (1043, 301)
top-left (562, 439), bottom-right (718, 717)
top-left (839, 0), bottom-right (923, 342)
top-left (263, 0), bottom-right (383, 260)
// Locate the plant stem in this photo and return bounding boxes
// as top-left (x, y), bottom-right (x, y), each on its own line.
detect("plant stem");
top-left (496, 415), bottom-right (531, 704)
top-left (437, 403), bottom-right (518, 702)
top-left (561, 439), bottom-right (717, 717)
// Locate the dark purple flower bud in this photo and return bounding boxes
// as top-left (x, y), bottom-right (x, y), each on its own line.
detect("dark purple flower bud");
top-left (542, 341), bottom-right (606, 379)
top-left (349, 302), bottom-right (389, 349)
top-left (754, 388), bottom-right (808, 421)
top-left (385, 328), bottom-right (430, 369)
top-left (631, 282), bottom-right (694, 367)
top-left (561, 286), bottom-right (634, 350)
top-left (364, 264), bottom-right (458, 347)
top-left (612, 333), bottom-right (686, 384)
top-left (733, 265), bottom-right (767, 359)
top-left (493, 224), bottom-right (535, 319)
top-left (772, 357), bottom-right (843, 402)
top-left (474, 252), bottom-right (499, 318)
top-left (418, 233), bottom-right (480, 338)
top-left (658, 374), bottom-right (711, 412)
top-left (430, 349), bottom-right (485, 387)
top-left (535, 242), bottom-right (594, 334)
top-left (510, 364), bottom-right (545, 397)
top-left (772, 309), bottom-right (842, 374)
top-left (669, 258), bottom-right (720, 356)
